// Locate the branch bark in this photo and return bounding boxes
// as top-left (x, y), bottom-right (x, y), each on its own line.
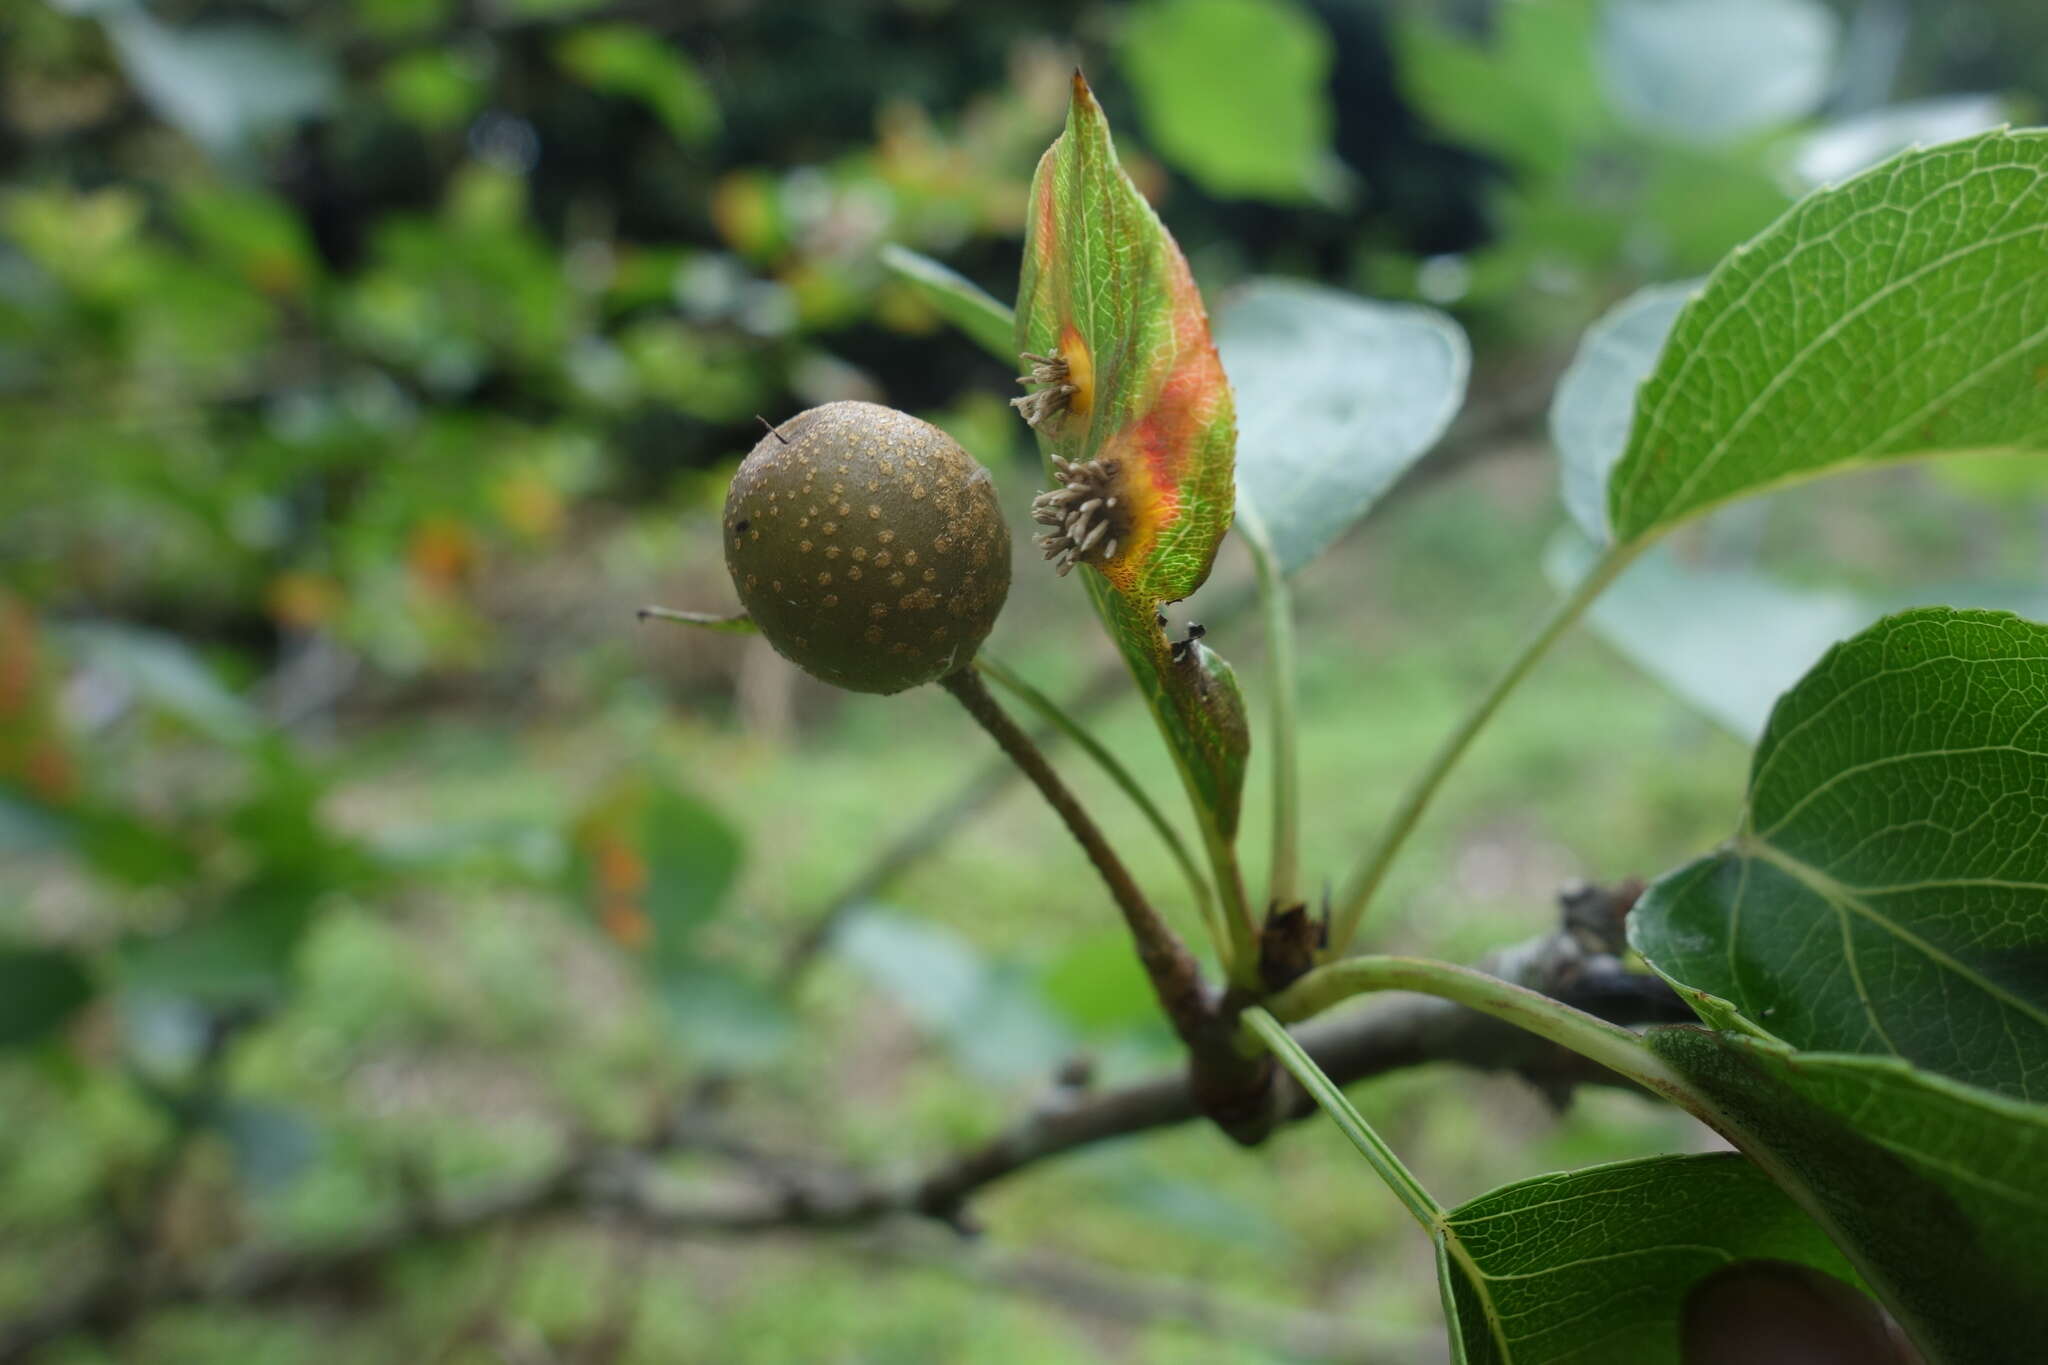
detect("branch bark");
top-left (0, 897), bottom-right (1687, 1363)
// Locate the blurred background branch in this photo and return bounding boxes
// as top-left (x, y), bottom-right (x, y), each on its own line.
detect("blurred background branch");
top-left (0, 883), bottom-right (1679, 1360)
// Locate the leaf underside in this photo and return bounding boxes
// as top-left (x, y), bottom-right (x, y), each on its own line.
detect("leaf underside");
top-left (1218, 278), bottom-right (1468, 576)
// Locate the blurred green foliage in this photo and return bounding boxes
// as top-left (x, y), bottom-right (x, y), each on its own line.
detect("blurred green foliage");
top-left (3, 0), bottom-right (2048, 1359)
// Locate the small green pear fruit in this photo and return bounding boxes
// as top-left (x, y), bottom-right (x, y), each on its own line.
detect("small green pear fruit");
top-left (723, 402), bottom-right (1011, 694)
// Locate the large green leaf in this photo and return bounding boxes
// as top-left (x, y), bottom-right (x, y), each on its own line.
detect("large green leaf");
top-left (1550, 280), bottom-right (1695, 545)
top-left (59, 623), bottom-right (259, 746)
top-left (1608, 129), bottom-right (2048, 545)
top-left (1631, 608), bottom-right (2048, 1101)
top-left (1550, 530), bottom-right (2048, 740)
top-left (1120, 0), bottom-right (1339, 205)
top-left (1597, 0), bottom-right (1837, 144)
top-left (1436, 1152), bottom-right (1856, 1365)
top-left (105, 12), bottom-right (338, 160)
top-left (555, 23), bottom-right (718, 145)
top-left (1788, 95), bottom-right (2011, 192)
top-left (1647, 1026), bottom-right (2048, 1364)
top-left (834, 909), bottom-right (1073, 1084)
top-left (1218, 279), bottom-right (1468, 575)
top-left (0, 947), bottom-right (94, 1048)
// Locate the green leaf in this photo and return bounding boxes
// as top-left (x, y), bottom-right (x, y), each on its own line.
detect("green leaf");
top-left (1120, 0), bottom-right (1340, 204)
top-left (1788, 95), bottom-right (2011, 192)
top-left (1015, 71), bottom-right (1237, 607)
top-left (116, 878), bottom-right (319, 1006)
top-left (1608, 129), bottom-right (2048, 545)
top-left (656, 965), bottom-right (792, 1071)
top-left (105, 14), bottom-right (338, 159)
top-left (556, 24), bottom-right (719, 145)
top-left (0, 947), bottom-right (94, 1049)
top-left (0, 788), bottom-right (74, 856)
top-left (1092, 583), bottom-right (1251, 850)
top-left (59, 623), bottom-right (259, 746)
top-left (878, 245), bottom-right (1014, 364)
top-left (1631, 608), bottom-right (2048, 1101)
top-left (1597, 0), bottom-right (1838, 144)
top-left (1646, 1026), bottom-right (2048, 1363)
top-left (1437, 1152), bottom-right (1857, 1365)
top-left (1550, 280), bottom-right (1696, 545)
top-left (833, 910), bottom-right (1072, 1084)
top-left (640, 786), bottom-right (743, 968)
top-left (1218, 279), bottom-right (1469, 575)
top-left (1395, 1), bottom-right (1607, 183)
top-left (571, 775), bottom-right (742, 964)
top-left (1549, 530), bottom-right (2048, 740)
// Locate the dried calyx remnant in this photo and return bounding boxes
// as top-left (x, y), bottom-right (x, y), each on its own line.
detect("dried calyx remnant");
top-left (1011, 350), bottom-right (1076, 430)
top-left (1031, 455), bottom-right (1125, 577)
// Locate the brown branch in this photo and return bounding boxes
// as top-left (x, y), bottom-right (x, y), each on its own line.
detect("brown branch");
top-left (767, 664), bottom-right (1129, 995)
top-left (937, 667), bottom-right (1212, 1048)
top-left (0, 894), bottom-right (1687, 1363)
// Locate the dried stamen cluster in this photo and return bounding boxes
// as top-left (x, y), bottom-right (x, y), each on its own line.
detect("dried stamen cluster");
top-left (1011, 351), bottom-right (1076, 430)
top-left (1031, 456), bottom-right (1123, 577)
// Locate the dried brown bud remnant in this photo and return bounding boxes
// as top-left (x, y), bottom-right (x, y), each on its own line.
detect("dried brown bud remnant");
top-left (1030, 455), bottom-right (1125, 578)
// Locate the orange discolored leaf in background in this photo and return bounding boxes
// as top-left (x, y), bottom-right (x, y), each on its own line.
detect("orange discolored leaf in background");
top-left (0, 595), bottom-right (76, 804)
top-left (406, 516), bottom-right (478, 592)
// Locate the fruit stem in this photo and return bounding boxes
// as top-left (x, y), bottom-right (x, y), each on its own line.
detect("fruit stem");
top-left (972, 655), bottom-right (1219, 943)
top-left (939, 666), bottom-right (1212, 1046)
